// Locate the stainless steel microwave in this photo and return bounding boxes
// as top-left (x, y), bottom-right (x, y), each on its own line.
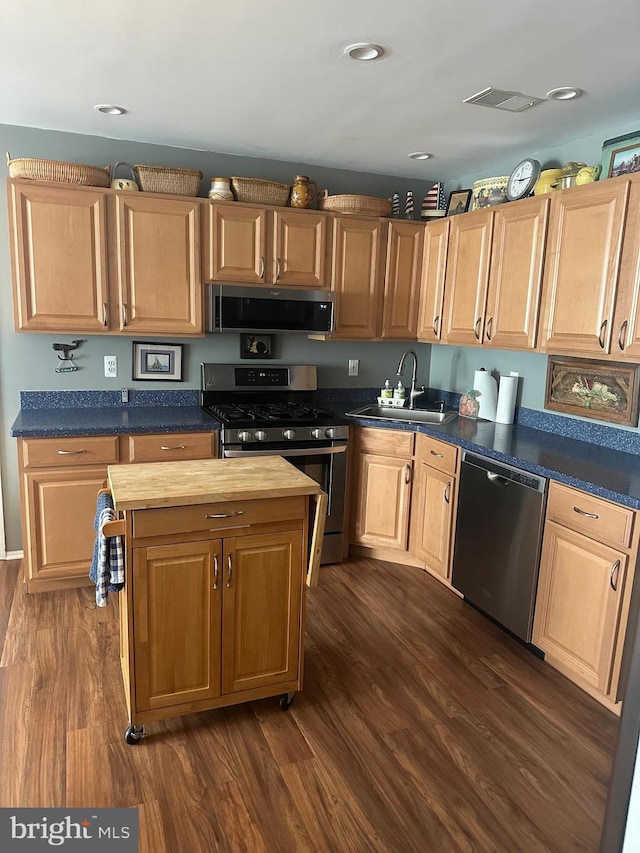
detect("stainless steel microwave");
top-left (205, 284), bottom-right (335, 335)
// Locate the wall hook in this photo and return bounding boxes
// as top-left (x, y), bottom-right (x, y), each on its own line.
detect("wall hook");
top-left (53, 339), bottom-right (84, 360)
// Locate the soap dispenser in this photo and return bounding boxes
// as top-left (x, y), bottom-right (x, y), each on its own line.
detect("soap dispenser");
top-left (381, 379), bottom-right (393, 399)
top-left (394, 381), bottom-right (405, 401)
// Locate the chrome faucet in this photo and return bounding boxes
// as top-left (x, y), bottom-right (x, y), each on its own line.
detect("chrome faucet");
top-left (396, 348), bottom-right (425, 409)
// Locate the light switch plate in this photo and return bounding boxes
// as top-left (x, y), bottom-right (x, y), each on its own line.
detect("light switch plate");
top-left (348, 358), bottom-right (359, 376)
top-left (104, 355), bottom-right (117, 378)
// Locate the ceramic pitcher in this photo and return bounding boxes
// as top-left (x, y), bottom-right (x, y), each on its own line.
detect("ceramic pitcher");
top-left (290, 175), bottom-right (318, 209)
top-left (575, 165), bottom-right (602, 185)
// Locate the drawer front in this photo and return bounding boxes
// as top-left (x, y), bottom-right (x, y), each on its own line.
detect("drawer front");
top-left (127, 432), bottom-right (216, 463)
top-left (547, 481), bottom-right (634, 549)
top-left (132, 495), bottom-right (306, 539)
top-left (21, 435), bottom-right (120, 469)
top-left (416, 433), bottom-right (458, 475)
top-left (357, 426), bottom-right (414, 457)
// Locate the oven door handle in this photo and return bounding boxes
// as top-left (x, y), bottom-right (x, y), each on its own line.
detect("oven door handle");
top-left (222, 445), bottom-right (347, 458)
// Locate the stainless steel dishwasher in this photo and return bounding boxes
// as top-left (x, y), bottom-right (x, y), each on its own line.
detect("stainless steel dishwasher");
top-left (451, 450), bottom-right (547, 643)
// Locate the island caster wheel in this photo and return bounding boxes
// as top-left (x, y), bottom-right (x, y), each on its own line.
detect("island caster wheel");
top-left (124, 724), bottom-right (144, 745)
top-left (279, 692), bottom-right (295, 711)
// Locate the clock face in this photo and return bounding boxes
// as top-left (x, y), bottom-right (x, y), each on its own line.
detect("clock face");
top-left (507, 158), bottom-right (541, 200)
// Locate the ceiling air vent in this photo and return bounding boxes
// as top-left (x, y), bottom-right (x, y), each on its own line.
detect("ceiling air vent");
top-left (463, 87), bottom-right (544, 112)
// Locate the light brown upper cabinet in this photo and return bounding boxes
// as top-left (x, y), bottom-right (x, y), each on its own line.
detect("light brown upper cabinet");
top-left (441, 209), bottom-right (493, 346)
top-left (8, 181), bottom-right (110, 332)
top-left (417, 218), bottom-right (449, 343)
top-left (329, 216), bottom-right (385, 339)
top-left (7, 179), bottom-right (205, 336)
top-left (381, 220), bottom-right (424, 339)
top-left (207, 202), bottom-right (330, 289)
top-left (114, 193), bottom-right (203, 336)
top-left (539, 175), bottom-right (632, 358)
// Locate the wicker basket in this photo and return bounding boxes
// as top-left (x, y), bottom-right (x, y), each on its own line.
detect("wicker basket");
top-left (6, 152), bottom-right (110, 186)
top-left (133, 164), bottom-right (203, 196)
top-left (230, 177), bottom-right (290, 206)
top-left (317, 191), bottom-right (392, 217)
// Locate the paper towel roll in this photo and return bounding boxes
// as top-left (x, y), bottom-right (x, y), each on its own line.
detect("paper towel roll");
top-left (495, 375), bottom-right (518, 424)
top-left (473, 368), bottom-right (497, 421)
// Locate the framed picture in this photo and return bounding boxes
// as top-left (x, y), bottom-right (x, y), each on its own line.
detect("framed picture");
top-left (446, 189), bottom-right (472, 216)
top-left (132, 341), bottom-right (183, 381)
top-left (240, 333), bottom-right (273, 359)
top-left (545, 356), bottom-right (640, 426)
top-left (601, 131), bottom-right (640, 179)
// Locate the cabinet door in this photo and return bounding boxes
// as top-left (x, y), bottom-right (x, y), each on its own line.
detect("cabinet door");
top-left (330, 216), bottom-right (384, 338)
top-left (8, 182), bottom-right (109, 332)
top-left (115, 194), bottom-right (203, 335)
top-left (352, 452), bottom-right (413, 550)
top-left (221, 531), bottom-right (303, 694)
top-left (132, 539), bottom-right (222, 711)
top-left (272, 210), bottom-right (329, 288)
top-left (207, 204), bottom-right (267, 284)
top-left (611, 175), bottom-right (640, 359)
top-left (22, 466), bottom-right (109, 587)
top-left (381, 221), bottom-right (424, 339)
top-left (533, 521), bottom-right (627, 694)
top-left (484, 196), bottom-right (549, 350)
top-left (442, 209), bottom-right (493, 346)
top-left (410, 461), bottom-right (456, 581)
top-left (417, 218), bottom-right (449, 342)
top-left (540, 179), bottom-right (629, 356)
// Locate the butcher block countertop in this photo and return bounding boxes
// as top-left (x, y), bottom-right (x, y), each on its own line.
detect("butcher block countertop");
top-left (108, 455), bottom-right (322, 511)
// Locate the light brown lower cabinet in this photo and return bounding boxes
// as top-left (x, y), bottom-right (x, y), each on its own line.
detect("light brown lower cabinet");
top-left (17, 431), bottom-right (217, 592)
top-left (533, 481), bottom-right (638, 709)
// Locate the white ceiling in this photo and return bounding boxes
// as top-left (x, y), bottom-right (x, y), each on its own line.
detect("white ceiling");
top-left (2, 0), bottom-right (640, 182)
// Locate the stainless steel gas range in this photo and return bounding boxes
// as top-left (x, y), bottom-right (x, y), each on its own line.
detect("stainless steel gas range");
top-left (200, 363), bottom-right (349, 564)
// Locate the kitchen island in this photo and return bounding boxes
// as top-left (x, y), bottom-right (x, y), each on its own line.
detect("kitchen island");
top-left (107, 455), bottom-right (326, 743)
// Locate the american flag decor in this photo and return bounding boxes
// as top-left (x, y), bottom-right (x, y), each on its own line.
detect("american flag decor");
top-left (421, 182), bottom-right (446, 218)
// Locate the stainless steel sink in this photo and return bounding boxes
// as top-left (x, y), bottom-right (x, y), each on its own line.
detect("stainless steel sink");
top-left (345, 405), bottom-right (457, 426)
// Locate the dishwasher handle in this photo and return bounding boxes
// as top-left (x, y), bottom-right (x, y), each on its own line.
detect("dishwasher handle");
top-left (486, 471), bottom-right (509, 486)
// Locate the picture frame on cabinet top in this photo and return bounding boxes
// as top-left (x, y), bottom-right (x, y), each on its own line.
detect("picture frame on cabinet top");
top-left (601, 131), bottom-right (640, 179)
top-left (545, 356), bottom-right (640, 426)
top-left (132, 341), bottom-right (183, 381)
top-left (446, 189), bottom-right (472, 216)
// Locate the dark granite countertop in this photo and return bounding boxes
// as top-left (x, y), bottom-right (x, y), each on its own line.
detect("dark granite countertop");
top-left (341, 408), bottom-right (640, 511)
top-left (10, 405), bottom-right (219, 437)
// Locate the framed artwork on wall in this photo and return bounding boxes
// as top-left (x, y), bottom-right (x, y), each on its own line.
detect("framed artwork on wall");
top-left (132, 341), bottom-right (183, 381)
top-left (601, 131), bottom-right (640, 179)
top-left (545, 356), bottom-right (640, 426)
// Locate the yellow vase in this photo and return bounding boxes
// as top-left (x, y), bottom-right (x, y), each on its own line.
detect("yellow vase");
top-left (534, 169), bottom-right (562, 195)
top-left (290, 175), bottom-right (318, 209)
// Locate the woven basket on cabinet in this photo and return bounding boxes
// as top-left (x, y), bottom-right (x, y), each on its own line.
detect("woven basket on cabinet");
top-left (230, 177), bottom-right (290, 206)
top-left (317, 191), bottom-right (391, 217)
top-left (6, 152), bottom-right (110, 187)
top-left (133, 164), bottom-right (203, 196)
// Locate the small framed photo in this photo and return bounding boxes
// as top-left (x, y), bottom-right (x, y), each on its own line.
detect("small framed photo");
top-left (601, 131), bottom-right (640, 179)
top-left (545, 356), bottom-right (640, 426)
top-left (446, 189), bottom-right (472, 216)
top-left (132, 341), bottom-right (183, 381)
top-left (240, 333), bottom-right (273, 359)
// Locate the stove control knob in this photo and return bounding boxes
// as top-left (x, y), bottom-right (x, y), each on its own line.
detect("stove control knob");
top-left (325, 427), bottom-right (336, 439)
top-left (238, 430), bottom-right (252, 443)
top-left (254, 430), bottom-right (267, 442)
top-left (311, 428), bottom-right (323, 439)
top-left (283, 429), bottom-right (296, 440)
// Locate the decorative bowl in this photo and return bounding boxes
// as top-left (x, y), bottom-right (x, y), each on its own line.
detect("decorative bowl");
top-left (534, 168), bottom-right (562, 195)
top-left (471, 176), bottom-right (509, 210)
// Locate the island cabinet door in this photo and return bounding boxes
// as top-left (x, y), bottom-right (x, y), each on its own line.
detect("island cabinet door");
top-left (132, 539), bottom-right (222, 712)
top-left (221, 530), bottom-right (304, 695)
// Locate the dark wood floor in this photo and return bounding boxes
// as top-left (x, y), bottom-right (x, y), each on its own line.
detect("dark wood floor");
top-left (0, 556), bottom-right (617, 852)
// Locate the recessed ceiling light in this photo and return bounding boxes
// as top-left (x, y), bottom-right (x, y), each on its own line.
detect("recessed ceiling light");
top-left (408, 152), bottom-right (433, 160)
top-left (94, 104), bottom-right (127, 115)
top-left (343, 43), bottom-right (384, 61)
top-left (546, 87), bottom-right (583, 101)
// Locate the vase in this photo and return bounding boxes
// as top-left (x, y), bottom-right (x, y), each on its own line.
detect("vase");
top-left (208, 177), bottom-right (234, 201)
top-left (290, 175), bottom-right (318, 209)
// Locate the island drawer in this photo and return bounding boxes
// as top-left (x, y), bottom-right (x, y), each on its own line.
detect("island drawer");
top-left (127, 432), bottom-right (216, 463)
top-left (20, 435), bottom-right (120, 469)
top-left (546, 481), bottom-right (634, 549)
top-left (416, 433), bottom-right (458, 475)
top-left (357, 427), bottom-right (414, 457)
top-left (132, 495), bottom-right (307, 539)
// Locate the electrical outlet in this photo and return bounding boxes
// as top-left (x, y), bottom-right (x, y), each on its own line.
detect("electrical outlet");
top-left (104, 355), bottom-right (117, 378)
top-left (121, 388), bottom-right (129, 404)
top-left (348, 358), bottom-right (359, 377)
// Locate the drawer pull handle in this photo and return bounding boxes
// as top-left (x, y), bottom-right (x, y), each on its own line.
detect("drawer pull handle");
top-left (206, 510), bottom-right (245, 519)
top-left (430, 450), bottom-right (444, 458)
top-left (227, 554), bottom-right (233, 588)
top-left (444, 481), bottom-right (451, 504)
top-left (474, 317), bottom-right (481, 340)
top-left (598, 319), bottom-right (607, 349)
top-left (160, 444), bottom-right (186, 451)
top-left (275, 258), bottom-right (281, 282)
top-left (259, 256), bottom-right (265, 279)
top-left (57, 448), bottom-right (87, 455)
top-left (404, 463), bottom-right (412, 485)
top-left (619, 320), bottom-right (629, 351)
top-left (213, 554), bottom-right (219, 590)
top-left (610, 559), bottom-right (621, 592)
top-left (573, 506), bottom-right (599, 520)
top-left (433, 315), bottom-right (440, 337)
top-left (122, 303), bottom-right (128, 327)
top-left (102, 302), bottom-right (109, 327)
top-left (486, 316), bottom-right (493, 341)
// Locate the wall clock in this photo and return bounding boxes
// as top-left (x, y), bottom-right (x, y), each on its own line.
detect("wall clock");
top-left (506, 158), bottom-right (541, 201)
